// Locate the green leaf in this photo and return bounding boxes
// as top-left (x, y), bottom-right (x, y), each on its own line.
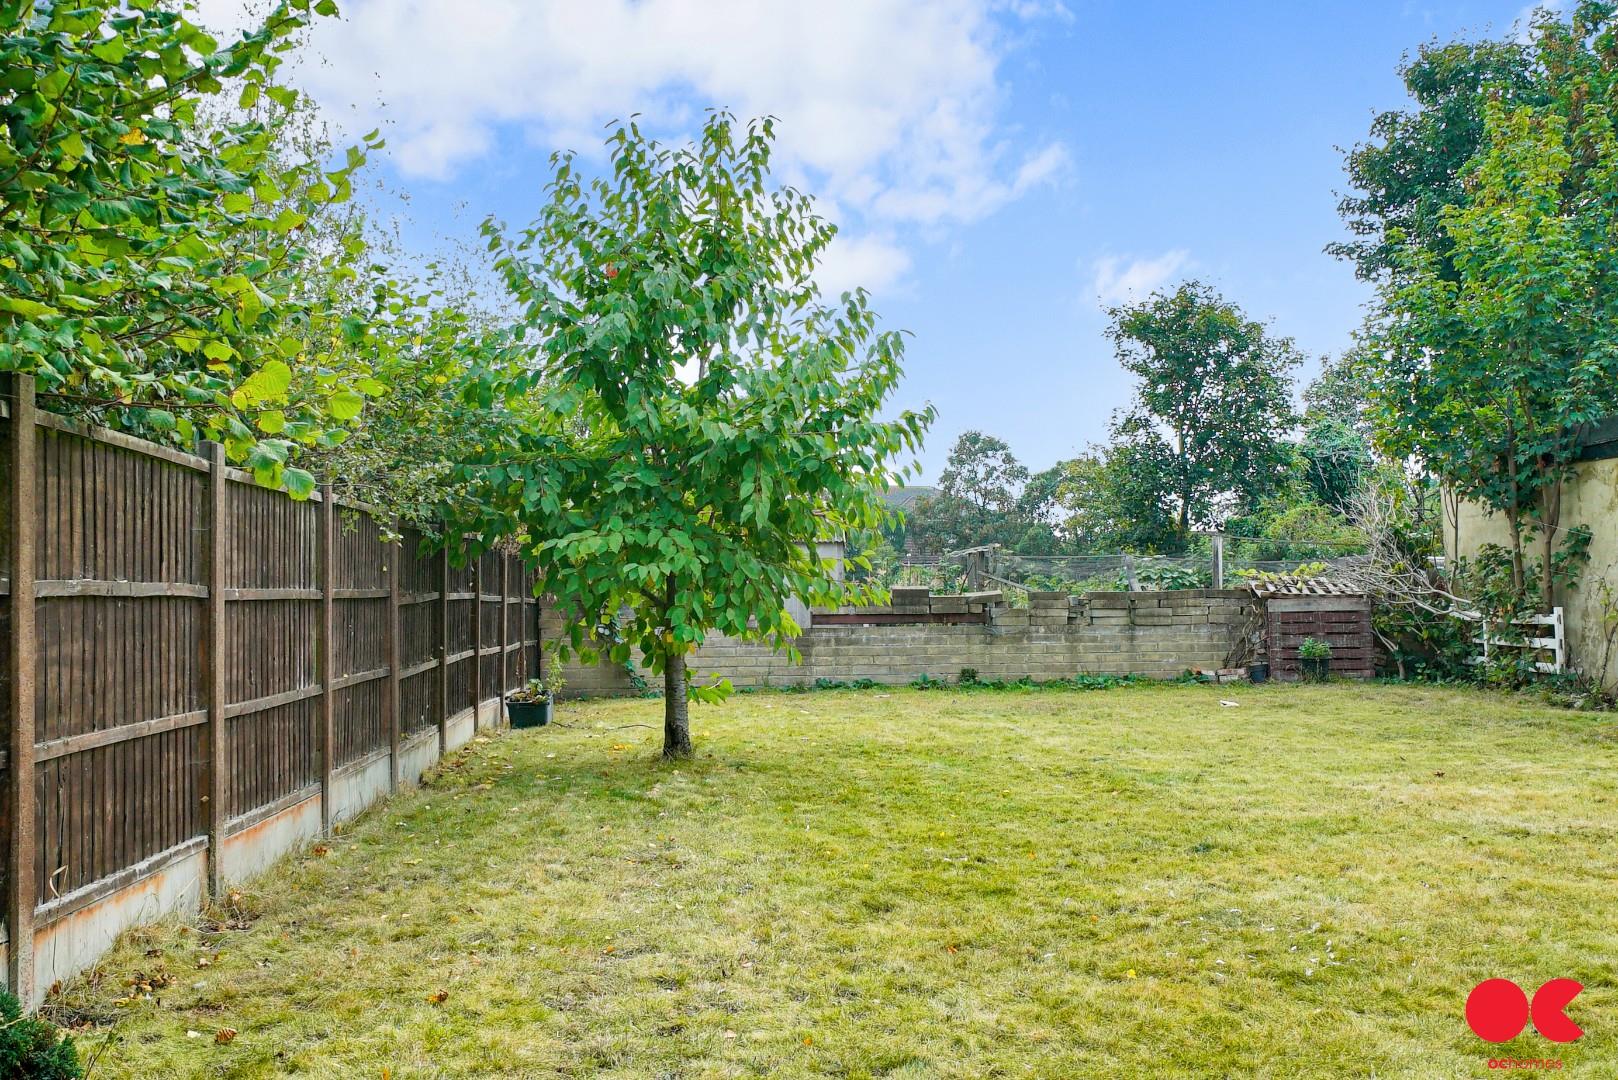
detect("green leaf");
top-left (327, 391), bottom-right (365, 421)
top-left (282, 467), bottom-right (317, 500)
top-left (235, 360), bottom-right (293, 405)
top-left (0, 296), bottom-right (61, 319)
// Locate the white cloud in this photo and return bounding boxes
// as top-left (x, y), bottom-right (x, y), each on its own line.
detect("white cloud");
top-left (815, 233), bottom-right (914, 298)
top-left (1088, 250), bottom-right (1192, 308)
top-left (196, 0), bottom-right (1070, 296)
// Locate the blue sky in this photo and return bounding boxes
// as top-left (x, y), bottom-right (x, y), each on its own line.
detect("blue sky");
top-left (204, 0), bottom-right (1548, 480)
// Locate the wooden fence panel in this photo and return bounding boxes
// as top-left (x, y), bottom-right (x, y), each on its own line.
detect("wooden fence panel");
top-left (398, 531), bottom-right (441, 738)
top-left (222, 478), bottom-right (322, 821)
top-left (332, 507), bottom-right (389, 766)
top-left (31, 422), bottom-right (208, 911)
top-left (0, 386), bottom-right (536, 1005)
top-left (445, 557), bottom-right (475, 724)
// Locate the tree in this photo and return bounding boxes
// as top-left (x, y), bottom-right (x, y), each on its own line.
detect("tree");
top-left (1105, 282), bottom-right (1301, 546)
top-left (901, 431), bottom-right (1067, 554)
top-left (0, 0), bottom-right (391, 493)
top-left (1298, 352), bottom-right (1374, 513)
top-left (908, 431), bottom-right (1026, 552)
top-left (456, 113), bottom-right (930, 757)
top-left (1329, 36), bottom-right (1540, 283)
top-left (1364, 95), bottom-right (1618, 599)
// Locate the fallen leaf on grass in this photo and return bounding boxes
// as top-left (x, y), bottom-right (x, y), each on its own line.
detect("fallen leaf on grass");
top-left (1125, 968), bottom-right (1138, 979)
top-left (215, 1028), bottom-right (237, 1045)
top-left (426, 990), bottom-right (449, 1004)
top-left (1218, 700), bottom-right (1239, 708)
top-left (610, 743), bottom-right (632, 752)
top-left (311, 845), bottom-right (330, 857)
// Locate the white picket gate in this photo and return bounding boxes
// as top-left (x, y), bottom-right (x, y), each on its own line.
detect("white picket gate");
top-left (1470, 606), bottom-right (1566, 674)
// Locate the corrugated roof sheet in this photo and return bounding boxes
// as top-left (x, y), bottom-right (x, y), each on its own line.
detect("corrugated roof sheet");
top-left (1246, 575), bottom-right (1365, 599)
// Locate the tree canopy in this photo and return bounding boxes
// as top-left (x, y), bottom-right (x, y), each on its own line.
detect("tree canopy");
top-left (450, 113), bottom-right (931, 756)
top-left (1105, 281), bottom-right (1301, 545)
top-left (1353, 2), bottom-right (1618, 601)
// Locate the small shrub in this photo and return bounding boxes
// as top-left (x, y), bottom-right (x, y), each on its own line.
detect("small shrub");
top-left (1298, 638), bottom-right (1332, 661)
top-left (958, 667), bottom-right (980, 686)
top-left (910, 673), bottom-right (944, 690)
top-left (0, 991), bottom-right (81, 1079)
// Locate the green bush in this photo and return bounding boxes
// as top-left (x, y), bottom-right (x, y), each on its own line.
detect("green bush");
top-left (1298, 638), bottom-right (1333, 661)
top-left (0, 992), bottom-right (81, 1079)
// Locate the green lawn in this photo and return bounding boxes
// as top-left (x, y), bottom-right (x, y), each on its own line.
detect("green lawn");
top-left (53, 683), bottom-right (1618, 1078)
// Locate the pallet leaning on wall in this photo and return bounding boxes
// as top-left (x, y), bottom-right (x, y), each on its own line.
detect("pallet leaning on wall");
top-left (0, 374), bottom-right (539, 1008)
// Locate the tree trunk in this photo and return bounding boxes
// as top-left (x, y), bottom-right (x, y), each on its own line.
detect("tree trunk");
top-left (1505, 505), bottom-right (1526, 598)
top-left (1540, 480), bottom-right (1561, 608)
top-left (662, 650), bottom-right (693, 759)
top-left (1503, 431), bottom-right (1526, 598)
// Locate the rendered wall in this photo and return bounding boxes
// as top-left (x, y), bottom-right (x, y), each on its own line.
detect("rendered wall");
top-left (1449, 455), bottom-right (1618, 685)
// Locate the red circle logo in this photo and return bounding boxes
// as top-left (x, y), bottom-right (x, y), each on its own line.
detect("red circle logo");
top-left (1466, 979), bottom-right (1530, 1042)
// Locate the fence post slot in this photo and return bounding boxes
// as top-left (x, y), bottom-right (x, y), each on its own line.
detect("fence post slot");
top-left (471, 554), bottom-right (483, 727)
top-left (437, 547), bottom-right (449, 756)
top-left (318, 485), bottom-right (335, 835)
top-left (386, 520), bottom-right (401, 791)
top-left (5, 374), bottom-right (37, 1007)
top-left (204, 442), bottom-right (228, 899)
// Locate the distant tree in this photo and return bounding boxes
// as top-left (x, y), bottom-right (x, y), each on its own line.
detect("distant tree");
top-left (908, 431), bottom-right (1025, 552)
top-left (456, 114), bottom-right (930, 758)
top-left (938, 431), bottom-right (1027, 517)
top-left (1298, 352), bottom-right (1375, 513)
top-left (1012, 464), bottom-right (1066, 553)
top-left (1052, 447), bottom-right (1180, 553)
top-left (904, 431), bottom-right (1068, 554)
top-left (1105, 282), bottom-right (1301, 546)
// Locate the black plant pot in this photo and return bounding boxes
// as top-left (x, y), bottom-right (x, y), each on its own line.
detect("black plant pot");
top-left (1300, 658), bottom-right (1330, 682)
top-left (508, 696), bottom-right (553, 729)
top-left (1248, 662), bottom-right (1269, 684)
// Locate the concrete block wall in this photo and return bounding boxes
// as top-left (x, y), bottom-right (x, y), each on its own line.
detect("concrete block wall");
top-left (547, 589), bottom-right (1258, 695)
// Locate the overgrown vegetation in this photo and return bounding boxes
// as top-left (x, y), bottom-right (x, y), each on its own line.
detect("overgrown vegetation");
top-left (0, 990), bottom-right (80, 1079)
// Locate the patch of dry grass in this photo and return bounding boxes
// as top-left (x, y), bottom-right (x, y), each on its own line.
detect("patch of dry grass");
top-left (51, 682), bottom-right (1618, 1077)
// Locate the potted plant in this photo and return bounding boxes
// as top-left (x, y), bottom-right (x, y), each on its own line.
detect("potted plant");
top-left (1297, 638), bottom-right (1332, 682)
top-left (1248, 660), bottom-right (1269, 684)
top-left (508, 661), bottom-right (564, 729)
